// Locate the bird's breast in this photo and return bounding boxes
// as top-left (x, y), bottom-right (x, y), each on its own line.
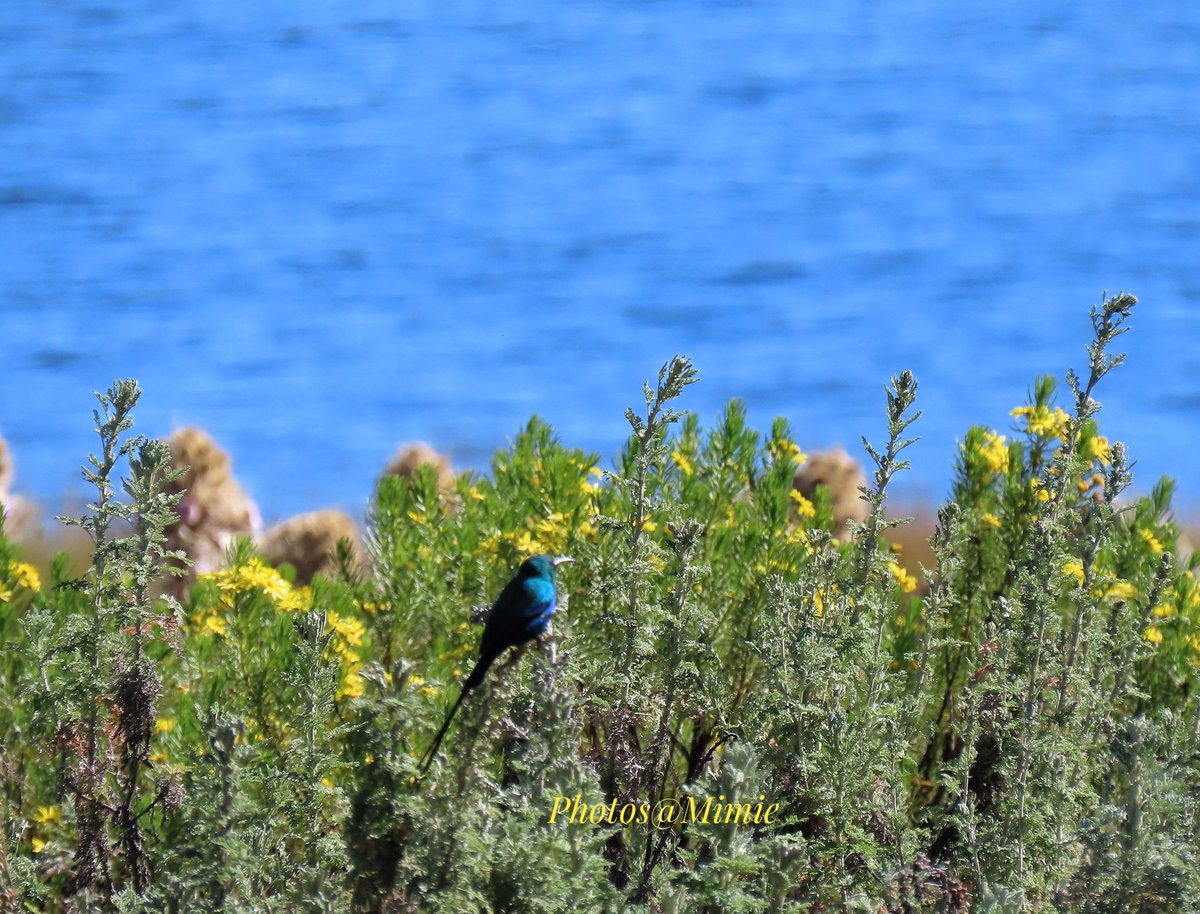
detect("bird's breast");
top-left (520, 578), bottom-right (557, 631)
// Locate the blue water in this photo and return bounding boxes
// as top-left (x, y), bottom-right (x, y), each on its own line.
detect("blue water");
top-left (2, 2), bottom-right (1198, 521)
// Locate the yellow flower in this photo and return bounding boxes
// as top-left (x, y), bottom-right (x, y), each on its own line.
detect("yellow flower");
top-left (641, 520), bottom-right (658, 533)
top-left (789, 490), bottom-right (816, 521)
top-left (1011, 404), bottom-right (1071, 440)
top-left (150, 752), bottom-right (168, 764)
top-left (241, 560), bottom-right (292, 600)
top-left (1138, 529), bottom-right (1164, 554)
top-left (1101, 581), bottom-right (1138, 601)
top-left (1152, 602), bottom-right (1175, 619)
top-left (338, 669), bottom-right (366, 700)
top-left (328, 612), bottom-right (365, 648)
top-left (467, 486), bottom-right (486, 502)
top-left (509, 529), bottom-right (540, 555)
top-left (155, 718), bottom-right (177, 734)
top-left (12, 562), bottom-right (40, 592)
top-left (785, 527), bottom-right (812, 552)
top-left (33, 806), bottom-right (60, 825)
top-left (670, 450), bottom-right (694, 477)
top-left (977, 431), bottom-right (1010, 476)
top-left (0, 582), bottom-right (11, 602)
top-left (278, 585), bottom-right (311, 613)
top-left (201, 558), bottom-right (294, 607)
top-left (196, 612), bottom-right (228, 637)
top-left (1063, 561), bottom-right (1085, 587)
top-left (31, 837), bottom-right (46, 854)
top-left (981, 512), bottom-right (1002, 529)
top-left (768, 437), bottom-right (807, 465)
top-left (888, 561), bottom-right (918, 594)
top-left (532, 512), bottom-right (569, 552)
top-left (1144, 626), bottom-right (1163, 645)
top-left (407, 509), bottom-right (427, 525)
top-left (1081, 434), bottom-right (1111, 464)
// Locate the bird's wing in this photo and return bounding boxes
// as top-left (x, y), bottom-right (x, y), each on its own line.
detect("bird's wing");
top-left (467, 573), bottom-right (557, 692)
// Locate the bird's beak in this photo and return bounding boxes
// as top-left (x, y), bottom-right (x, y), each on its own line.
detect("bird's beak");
top-left (552, 555), bottom-right (575, 567)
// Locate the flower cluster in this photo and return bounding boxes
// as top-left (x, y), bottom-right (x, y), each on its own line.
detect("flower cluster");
top-left (766, 434), bottom-right (807, 467)
top-left (328, 611), bottom-right (367, 699)
top-left (976, 430), bottom-right (1010, 477)
top-left (1079, 431), bottom-right (1111, 464)
top-left (199, 558), bottom-right (310, 612)
top-left (789, 489), bottom-right (817, 522)
top-left (1145, 570), bottom-right (1200, 658)
top-left (480, 511), bottom-right (597, 557)
top-left (1011, 403), bottom-right (1071, 439)
top-left (0, 560), bottom-right (40, 602)
top-left (888, 560), bottom-right (919, 594)
top-left (193, 557), bottom-right (372, 698)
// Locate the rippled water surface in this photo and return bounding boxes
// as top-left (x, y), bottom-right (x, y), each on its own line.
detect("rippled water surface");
top-left (2, 2), bottom-right (1197, 519)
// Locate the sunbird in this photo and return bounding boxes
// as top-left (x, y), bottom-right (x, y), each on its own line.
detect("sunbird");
top-left (419, 553), bottom-right (574, 773)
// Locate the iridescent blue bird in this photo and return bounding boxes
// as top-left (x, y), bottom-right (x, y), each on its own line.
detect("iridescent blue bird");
top-left (419, 553), bottom-right (573, 773)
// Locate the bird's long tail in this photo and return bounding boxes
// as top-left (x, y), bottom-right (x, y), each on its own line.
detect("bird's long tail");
top-left (419, 688), bottom-right (467, 775)
top-left (422, 642), bottom-right (506, 772)
top-left (418, 651), bottom-right (499, 774)
top-left (461, 651), bottom-right (494, 692)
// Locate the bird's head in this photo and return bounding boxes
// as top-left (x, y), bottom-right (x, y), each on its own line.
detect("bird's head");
top-left (520, 554), bottom-right (574, 579)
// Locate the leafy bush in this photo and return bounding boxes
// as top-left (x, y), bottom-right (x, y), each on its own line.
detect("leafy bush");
top-left (1, 293), bottom-right (1198, 912)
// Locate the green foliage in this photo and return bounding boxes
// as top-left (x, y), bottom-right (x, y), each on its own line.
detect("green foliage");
top-left (2, 295), bottom-right (1199, 912)
top-left (2, 380), bottom-right (189, 907)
